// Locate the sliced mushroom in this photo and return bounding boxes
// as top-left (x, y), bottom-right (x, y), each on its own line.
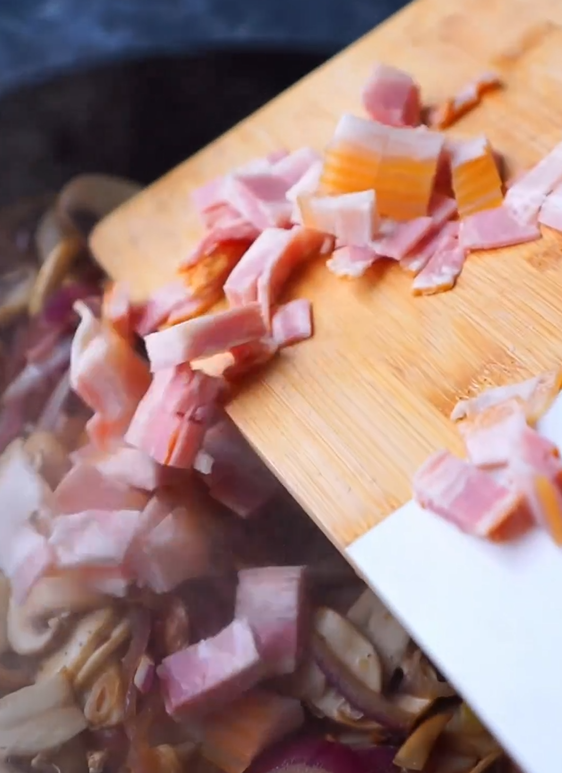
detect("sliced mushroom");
top-left (0, 672), bottom-right (87, 756)
top-left (7, 595), bottom-right (63, 657)
top-left (35, 208), bottom-right (79, 264)
top-left (37, 608), bottom-right (130, 691)
top-left (347, 589), bottom-right (411, 681)
top-left (23, 431), bottom-right (72, 489)
top-left (0, 266), bottom-right (38, 327)
top-left (28, 235), bottom-right (86, 316)
top-left (0, 194), bottom-right (55, 271)
top-left (14, 576), bottom-right (104, 627)
top-left (57, 175), bottom-right (142, 239)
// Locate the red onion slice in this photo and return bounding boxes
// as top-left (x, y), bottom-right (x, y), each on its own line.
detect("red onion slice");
top-left (249, 736), bottom-right (371, 773)
top-left (311, 608), bottom-right (411, 733)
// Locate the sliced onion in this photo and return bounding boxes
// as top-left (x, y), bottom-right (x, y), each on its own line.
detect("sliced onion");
top-left (441, 703), bottom-right (500, 759)
top-left (399, 648), bottom-right (455, 700)
top-left (353, 745), bottom-right (399, 773)
top-left (347, 590), bottom-right (410, 681)
top-left (249, 736), bottom-right (371, 773)
top-left (0, 672), bottom-right (87, 755)
top-left (313, 608), bottom-right (383, 693)
top-left (133, 654), bottom-right (155, 695)
top-left (311, 608), bottom-right (411, 733)
top-left (467, 751), bottom-right (504, 773)
top-left (122, 605), bottom-right (152, 719)
top-left (393, 709), bottom-right (454, 770)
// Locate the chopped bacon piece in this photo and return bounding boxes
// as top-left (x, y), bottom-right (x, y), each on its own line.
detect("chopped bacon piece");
top-left (0, 441), bottom-right (55, 599)
top-left (272, 147), bottom-right (323, 187)
top-left (145, 304), bottom-right (267, 370)
top-left (297, 190), bottom-right (378, 246)
top-left (235, 566), bottom-right (307, 675)
top-left (504, 139), bottom-right (562, 224)
top-left (157, 618), bottom-right (264, 717)
top-left (130, 506), bottom-right (214, 592)
top-left (271, 300), bottom-right (312, 348)
top-left (538, 181), bottom-right (562, 232)
top-left (326, 245), bottom-right (380, 277)
top-left (180, 219), bottom-right (259, 271)
top-left (191, 151), bottom-right (289, 226)
top-left (450, 370), bottom-right (562, 422)
top-left (180, 241), bottom-right (250, 301)
top-left (125, 368), bottom-right (221, 469)
top-left (94, 446), bottom-right (181, 491)
top-left (400, 221), bottom-right (459, 275)
top-left (223, 339), bottom-right (279, 381)
top-left (459, 205), bottom-right (540, 251)
top-left (256, 228), bottom-right (331, 320)
top-left (321, 115), bottom-right (444, 219)
top-left (70, 302), bottom-right (151, 440)
top-left (428, 72), bottom-right (502, 129)
top-left (287, 161), bottom-right (323, 223)
top-left (459, 398), bottom-right (528, 468)
top-left (413, 449), bottom-right (533, 540)
top-left (197, 690), bottom-right (305, 773)
top-left (224, 172), bottom-right (292, 230)
top-left (412, 245), bottom-right (466, 295)
top-left (375, 216), bottom-right (432, 260)
top-left (102, 282), bottom-right (139, 341)
top-left (54, 463), bottom-right (149, 514)
top-left (449, 136), bottom-right (504, 218)
top-left (134, 279), bottom-right (194, 336)
top-left (48, 508), bottom-right (141, 569)
top-left (200, 414), bottom-right (279, 516)
top-left (224, 227), bottom-right (330, 317)
top-left (362, 63), bottom-right (421, 127)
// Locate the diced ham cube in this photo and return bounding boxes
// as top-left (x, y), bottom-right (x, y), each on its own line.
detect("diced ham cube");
top-left (200, 415), bottom-right (280, 516)
top-left (157, 618), bottom-right (264, 717)
top-left (235, 566), bottom-right (307, 675)
top-left (130, 506), bottom-right (214, 592)
top-left (48, 509), bottom-right (141, 569)
top-left (413, 450), bottom-right (533, 540)
top-left (145, 304), bottom-right (267, 371)
top-left (223, 339), bottom-right (279, 381)
top-left (271, 300), bottom-right (313, 348)
top-left (362, 63), bottom-right (421, 127)
top-left (326, 245), bottom-right (380, 277)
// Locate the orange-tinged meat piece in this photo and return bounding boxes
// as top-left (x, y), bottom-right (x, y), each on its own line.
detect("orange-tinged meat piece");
top-left (321, 115), bottom-right (444, 220)
top-left (181, 241), bottom-right (249, 298)
top-left (450, 370), bottom-right (562, 423)
top-left (428, 72), bottom-right (502, 130)
top-left (450, 136), bottom-right (504, 218)
top-left (413, 449), bottom-right (533, 541)
top-left (376, 128), bottom-right (445, 220)
top-left (532, 475), bottom-right (562, 546)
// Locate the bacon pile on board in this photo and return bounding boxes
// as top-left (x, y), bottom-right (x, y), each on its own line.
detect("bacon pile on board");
top-left (413, 370), bottom-right (562, 544)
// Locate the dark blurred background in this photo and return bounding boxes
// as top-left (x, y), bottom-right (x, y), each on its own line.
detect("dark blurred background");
top-left (0, 0), bottom-right (407, 205)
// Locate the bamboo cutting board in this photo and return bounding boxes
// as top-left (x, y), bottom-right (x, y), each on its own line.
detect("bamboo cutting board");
top-left (91, 0), bottom-right (562, 548)
top-left (91, 2), bottom-right (562, 770)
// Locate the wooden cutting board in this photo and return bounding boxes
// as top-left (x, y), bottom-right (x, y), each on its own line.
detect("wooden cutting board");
top-left (90, 2), bottom-right (562, 770)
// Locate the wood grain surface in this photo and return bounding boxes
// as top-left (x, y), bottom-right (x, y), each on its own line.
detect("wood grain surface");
top-left (91, 0), bottom-right (562, 549)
